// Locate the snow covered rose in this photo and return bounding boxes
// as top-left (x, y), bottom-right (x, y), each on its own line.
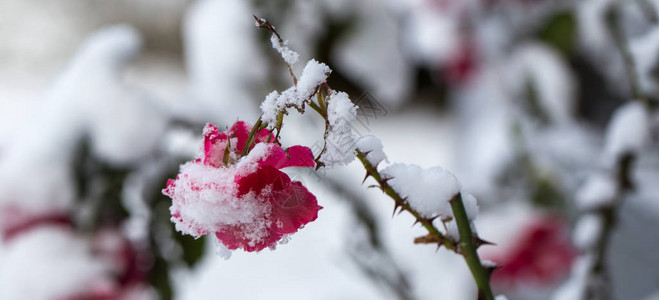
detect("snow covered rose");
top-left (163, 121), bottom-right (322, 253)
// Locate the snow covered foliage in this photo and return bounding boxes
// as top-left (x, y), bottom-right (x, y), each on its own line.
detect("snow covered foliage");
top-left (261, 59), bottom-right (332, 126)
top-left (270, 34), bottom-right (300, 65)
top-left (604, 101), bottom-right (650, 162)
top-left (382, 164), bottom-right (461, 221)
top-left (355, 135), bottom-right (387, 166)
top-left (5, 0), bottom-right (659, 299)
top-left (318, 91), bottom-right (358, 167)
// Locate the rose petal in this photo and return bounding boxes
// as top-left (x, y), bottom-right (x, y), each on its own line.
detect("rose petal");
top-left (269, 182), bottom-right (321, 235)
top-left (260, 145), bottom-right (316, 169)
top-left (202, 123), bottom-right (229, 167)
top-left (229, 121), bottom-right (251, 154)
top-left (236, 165), bottom-right (291, 196)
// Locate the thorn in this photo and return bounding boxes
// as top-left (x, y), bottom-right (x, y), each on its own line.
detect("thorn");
top-left (367, 184), bottom-right (379, 189)
top-left (362, 172), bottom-right (371, 184)
top-left (380, 176), bottom-right (391, 187)
top-left (473, 236), bottom-right (496, 249)
top-left (392, 203), bottom-right (402, 218)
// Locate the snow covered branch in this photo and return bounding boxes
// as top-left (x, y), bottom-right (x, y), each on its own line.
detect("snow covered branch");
top-left (253, 16), bottom-right (498, 300)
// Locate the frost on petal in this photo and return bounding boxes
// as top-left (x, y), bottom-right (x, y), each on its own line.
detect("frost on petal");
top-left (165, 121), bottom-right (320, 254)
top-left (202, 123), bottom-right (229, 167)
top-left (165, 162), bottom-right (265, 238)
top-left (226, 165), bottom-right (321, 251)
top-left (382, 163), bottom-right (461, 220)
top-left (604, 102), bottom-right (650, 162)
top-left (229, 121), bottom-right (252, 153)
top-left (236, 165), bottom-right (291, 196)
top-left (355, 135), bottom-right (387, 166)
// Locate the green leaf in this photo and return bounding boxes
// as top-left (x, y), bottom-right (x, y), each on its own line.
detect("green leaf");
top-left (537, 11), bottom-right (576, 56)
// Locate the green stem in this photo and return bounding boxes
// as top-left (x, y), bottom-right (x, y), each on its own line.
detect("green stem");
top-left (241, 117), bottom-right (263, 156)
top-left (450, 194), bottom-right (495, 300)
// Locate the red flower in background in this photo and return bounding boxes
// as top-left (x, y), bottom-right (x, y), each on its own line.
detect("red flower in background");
top-left (444, 37), bottom-right (479, 85)
top-left (486, 215), bottom-right (576, 289)
top-left (163, 121), bottom-right (321, 252)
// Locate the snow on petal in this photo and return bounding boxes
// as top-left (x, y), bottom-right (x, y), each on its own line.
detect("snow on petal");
top-left (164, 121), bottom-right (320, 254)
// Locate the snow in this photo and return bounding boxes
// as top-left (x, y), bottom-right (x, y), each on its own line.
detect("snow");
top-left (297, 59), bottom-right (331, 103)
top-left (167, 161), bottom-right (268, 238)
top-left (183, 0), bottom-right (263, 122)
top-left (403, 9), bottom-right (459, 65)
top-left (356, 135), bottom-right (387, 166)
top-left (0, 24), bottom-right (168, 219)
top-left (575, 174), bottom-right (618, 211)
top-left (0, 227), bottom-right (111, 300)
top-left (260, 90), bottom-right (285, 126)
top-left (505, 43), bottom-right (576, 124)
top-left (381, 163), bottom-right (461, 220)
top-left (271, 34), bottom-right (300, 65)
top-left (482, 260), bottom-right (498, 268)
top-left (552, 256), bottom-right (594, 300)
top-left (332, 0), bottom-right (413, 108)
top-left (604, 102), bottom-right (650, 162)
top-left (461, 192), bottom-right (479, 222)
top-left (260, 59), bottom-right (332, 127)
top-left (319, 91), bottom-right (359, 167)
top-left (631, 26), bottom-right (659, 95)
top-left (573, 214), bottom-right (603, 251)
top-left (445, 219), bottom-right (460, 241)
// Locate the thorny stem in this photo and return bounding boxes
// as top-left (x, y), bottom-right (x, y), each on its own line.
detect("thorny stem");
top-left (253, 15), bottom-right (298, 86)
top-left (254, 15), bottom-right (496, 299)
top-left (357, 151), bottom-right (495, 299)
top-left (450, 194), bottom-right (495, 300)
top-left (355, 150), bottom-right (458, 252)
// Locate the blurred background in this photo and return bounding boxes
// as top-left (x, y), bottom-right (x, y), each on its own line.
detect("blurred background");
top-left (1, 0), bottom-right (659, 299)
